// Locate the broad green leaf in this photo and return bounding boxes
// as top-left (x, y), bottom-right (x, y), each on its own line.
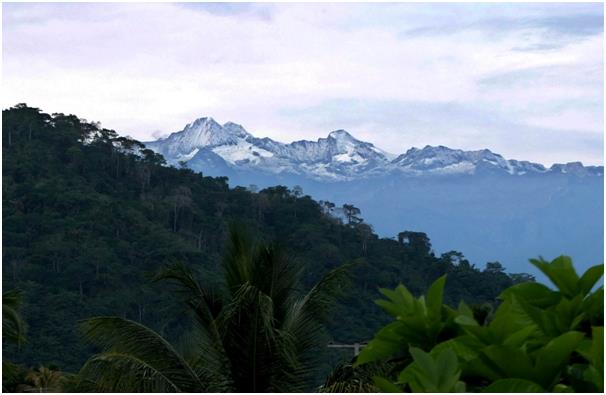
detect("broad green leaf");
top-left (376, 299), bottom-right (405, 318)
top-left (373, 376), bottom-right (402, 393)
top-left (409, 347), bottom-right (437, 380)
top-left (534, 331), bottom-right (584, 388)
top-left (503, 325), bottom-right (537, 347)
top-left (381, 284), bottom-right (414, 307)
top-left (578, 265), bottom-right (604, 296)
top-left (551, 295), bottom-right (585, 333)
top-left (591, 326), bottom-right (603, 374)
top-left (451, 304), bottom-right (479, 327)
top-left (575, 338), bottom-right (592, 361)
top-left (582, 366), bottom-right (603, 393)
top-left (355, 322), bottom-right (407, 366)
top-left (377, 284), bottom-right (418, 318)
top-left (465, 356), bottom-right (501, 381)
top-left (566, 363), bottom-right (600, 392)
top-left (582, 287), bottom-right (604, 323)
top-left (399, 347), bottom-right (463, 393)
top-left (426, 275), bottom-right (446, 322)
top-left (482, 378), bottom-right (544, 392)
top-left (455, 314), bottom-right (478, 327)
top-left (432, 337), bottom-right (480, 362)
top-left (499, 282), bottom-right (561, 308)
top-left (512, 292), bottom-right (585, 339)
top-left (435, 348), bottom-right (461, 392)
top-left (530, 256), bottom-right (579, 297)
top-left (459, 323), bottom-right (496, 345)
top-left (399, 363), bottom-right (435, 392)
top-left (478, 345), bottom-right (534, 379)
top-left (489, 296), bottom-right (535, 341)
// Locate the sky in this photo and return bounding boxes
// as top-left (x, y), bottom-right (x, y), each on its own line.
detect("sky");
top-left (2, 2), bottom-right (604, 165)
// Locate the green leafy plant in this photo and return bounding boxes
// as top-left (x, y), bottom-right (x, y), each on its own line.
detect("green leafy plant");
top-left (395, 347), bottom-right (466, 392)
top-left (356, 256), bottom-right (604, 392)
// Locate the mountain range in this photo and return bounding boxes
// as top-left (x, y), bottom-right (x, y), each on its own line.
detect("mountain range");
top-left (146, 117), bottom-right (603, 180)
top-left (146, 117), bottom-right (604, 278)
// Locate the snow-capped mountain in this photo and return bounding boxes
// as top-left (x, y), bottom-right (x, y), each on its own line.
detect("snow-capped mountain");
top-left (145, 117), bottom-right (603, 181)
top-left (146, 117), bottom-right (393, 180)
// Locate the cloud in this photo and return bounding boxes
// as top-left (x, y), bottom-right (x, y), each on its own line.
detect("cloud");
top-left (2, 2), bottom-right (603, 165)
top-left (404, 13), bottom-right (603, 41)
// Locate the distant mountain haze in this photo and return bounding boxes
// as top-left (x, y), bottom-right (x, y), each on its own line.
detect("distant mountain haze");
top-left (146, 117), bottom-right (604, 278)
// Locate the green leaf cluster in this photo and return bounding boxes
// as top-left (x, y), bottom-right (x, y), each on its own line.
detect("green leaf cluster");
top-left (357, 256), bottom-right (604, 392)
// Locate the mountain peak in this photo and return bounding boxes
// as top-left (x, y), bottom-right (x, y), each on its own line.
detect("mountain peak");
top-left (187, 116), bottom-right (220, 129)
top-left (146, 116), bottom-right (254, 161)
top-left (328, 129), bottom-right (357, 141)
top-left (222, 121), bottom-right (251, 138)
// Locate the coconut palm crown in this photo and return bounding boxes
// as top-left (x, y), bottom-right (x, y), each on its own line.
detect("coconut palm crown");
top-left (77, 227), bottom-right (350, 392)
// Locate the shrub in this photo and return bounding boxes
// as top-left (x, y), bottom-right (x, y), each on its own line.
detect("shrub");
top-left (356, 256), bottom-right (604, 392)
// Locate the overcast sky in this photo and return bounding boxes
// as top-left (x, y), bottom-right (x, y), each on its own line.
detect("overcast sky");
top-left (3, 2), bottom-right (604, 165)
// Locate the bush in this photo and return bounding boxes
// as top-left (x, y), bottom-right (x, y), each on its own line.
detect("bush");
top-left (356, 256), bottom-right (604, 392)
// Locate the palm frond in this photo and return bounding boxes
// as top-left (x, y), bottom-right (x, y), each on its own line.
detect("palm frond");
top-left (223, 225), bottom-right (255, 292)
top-left (2, 289), bottom-right (27, 346)
top-left (299, 263), bottom-right (353, 321)
top-left (218, 280), bottom-right (285, 392)
top-left (251, 243), bottom-right (301, 319)
top-left (272, 264), bottom-right (353, 391)
top-left (152, 262), bottom-right (223, 325)
top-left (79, 317), bottom-right (204, 392)
top-left (79, 352), bottom-right (182, 392)
top-left (178, 325), bottom-right (235, 392)
top-left (221, 282), bottom-right (276, 336)
top-left (153, 262), bottom-right (234, 389)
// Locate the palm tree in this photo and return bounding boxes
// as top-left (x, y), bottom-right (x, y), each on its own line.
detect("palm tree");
top-left (78, 228), bottom-right (350, 392)
top-left (17, 367), bottom-right (67, 393)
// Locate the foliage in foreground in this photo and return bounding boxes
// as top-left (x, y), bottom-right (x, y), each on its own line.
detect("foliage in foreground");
top-left (354, 256), bottom-right (604, 392)
top-left (76, 228), bottom-right (349, 392)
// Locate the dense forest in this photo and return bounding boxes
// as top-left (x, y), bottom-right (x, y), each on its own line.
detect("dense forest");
top-left (3, 104), bottom-right (533, 384)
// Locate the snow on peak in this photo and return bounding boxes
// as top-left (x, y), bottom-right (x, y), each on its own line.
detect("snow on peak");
top-left (186, 116), bottom-right (219, 129)
top-left (145, 117), bottom-right (257, 160)
top-left (328, 129), bottom-right (357, 141)
top-left (222, 122), bottom-right (250, 139)
top-left (392, 145), bottom-right (546, 175)
top-left (146, 116), bottom-right (600, 181)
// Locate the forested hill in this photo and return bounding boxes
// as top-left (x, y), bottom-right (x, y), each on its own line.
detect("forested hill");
top-left (2, 104), bottom-right (531, 372)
